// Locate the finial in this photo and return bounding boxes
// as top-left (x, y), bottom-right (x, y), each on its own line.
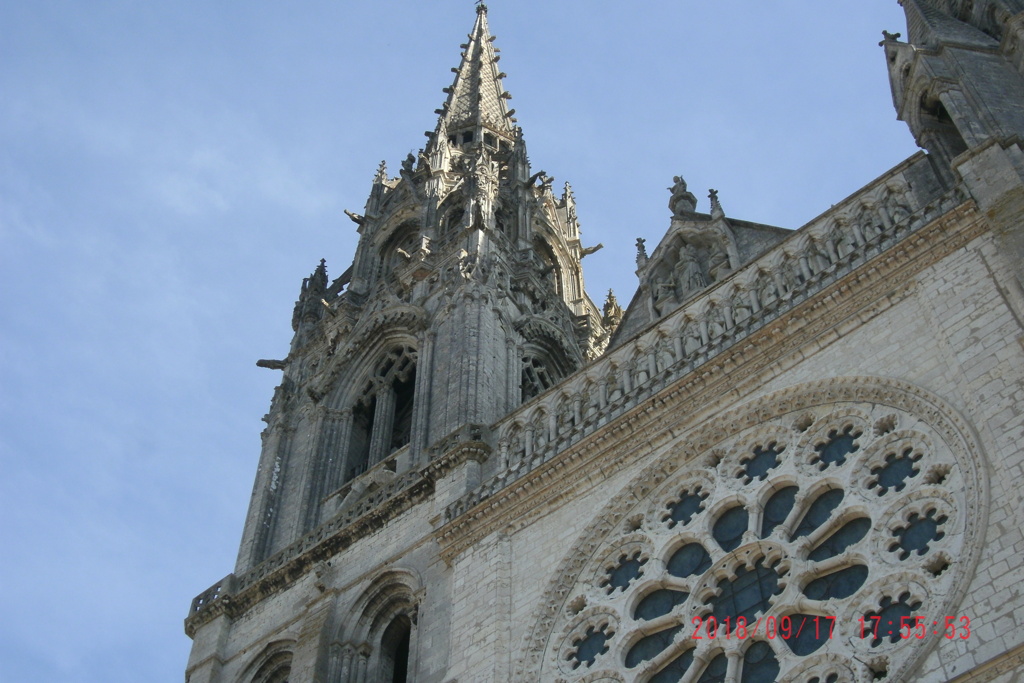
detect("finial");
top-left (476, 1), bottom-right (488, 14)
top-left (562, 181), bottom-right (575, 203)
top-left (602, 290), bottom-right (623, 330)
top-left (635, 237), bottom-right (648, 268)
top-left (309, 258), bottom-right (328, 291)
top-left (709, 188), bottom-right (724, 217)
top-left (374, 160), bottom-right (387, 183)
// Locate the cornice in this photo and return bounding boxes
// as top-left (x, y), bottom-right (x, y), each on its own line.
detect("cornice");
top-left (434, 198), bottom-right (985, 563)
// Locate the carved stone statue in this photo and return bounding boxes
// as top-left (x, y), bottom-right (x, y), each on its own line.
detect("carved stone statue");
top-left (674, 243), bottom-right (707, 294)
top-left (668, 176), bottom-right (697, 216)
top-left (708, 243), bottom-right (731, 281)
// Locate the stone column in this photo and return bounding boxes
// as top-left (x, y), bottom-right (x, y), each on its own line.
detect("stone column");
top-left (938, 88), bottom-right (988, 147)
top-left (408, 332), bottom-right (434, 466)
top-left (337, 645), bottom-right (355, 682)
top-left (368, 381), bottom-right (396, 466)
top-left (248, 423), bottom-right (294, 566)
top-left (506, 339), bottom-right (519, 412)
top-left (747, 287), bottom-right (761, 315)
top-left (327, 408), bottom-right (354, 492)
top-left (620, 364), bottom-right (632, 394)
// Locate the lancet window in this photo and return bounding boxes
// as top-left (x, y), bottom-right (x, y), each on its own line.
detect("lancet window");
top-left (522, 356), bottom-right (557, 402)
top-left (345, 346), bottom-right (417, 481)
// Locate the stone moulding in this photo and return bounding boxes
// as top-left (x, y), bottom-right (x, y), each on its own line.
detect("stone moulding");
top-left (436, 185), bottom-right (979, 558)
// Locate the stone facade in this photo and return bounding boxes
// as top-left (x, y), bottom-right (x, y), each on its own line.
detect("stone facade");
top-left (185, 3), bottom-right (1024, 681)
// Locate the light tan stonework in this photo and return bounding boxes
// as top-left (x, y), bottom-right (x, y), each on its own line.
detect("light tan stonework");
top-left (186, 4), bottom-right (1024, 682)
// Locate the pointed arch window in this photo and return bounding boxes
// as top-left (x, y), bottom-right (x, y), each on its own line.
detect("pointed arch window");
top-left (346, 346), bottom-right (418, 480)
top-left (250, 650), bottom-right (293, 683)
top-left (522, 356), bottom-right (556, 402)
top-left (377, 221), bottom-right (421, 280)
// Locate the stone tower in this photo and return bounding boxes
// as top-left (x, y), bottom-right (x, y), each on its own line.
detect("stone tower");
top-left (187, 5), bottom-right (1024, 682)
top-left (233, 3), bottom-right (605, 577)
top-left (883, 0), bottom-right (1024, 270)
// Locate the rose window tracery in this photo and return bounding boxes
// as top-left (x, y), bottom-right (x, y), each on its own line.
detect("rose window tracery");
top-left (536, 391), bottom-right (981, 682)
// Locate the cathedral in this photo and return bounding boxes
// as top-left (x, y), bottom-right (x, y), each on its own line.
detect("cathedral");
top-left (184, 2), bottom-right (1024, 681)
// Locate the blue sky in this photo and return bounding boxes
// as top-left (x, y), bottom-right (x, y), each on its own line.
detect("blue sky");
top-left (0, 2), bottom-right (917, 681)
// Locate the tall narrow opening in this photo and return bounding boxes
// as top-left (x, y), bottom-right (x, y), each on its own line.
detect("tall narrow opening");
top-left (920, 94), bottom-right (968, 164)
top-left (390, 368), bottom-right (416, 451)
top-left (343, 345), bottom-right (418, 482)
top-left (522, 356), bottom-right (555, 402)
top-left (380, 615), bottom-right (411, 683)
top-left (348, 396), bottom-right (375, 481)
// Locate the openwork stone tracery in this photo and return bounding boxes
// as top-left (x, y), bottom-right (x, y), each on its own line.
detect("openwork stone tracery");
top-left (528, 382), bottom-right (986, 682)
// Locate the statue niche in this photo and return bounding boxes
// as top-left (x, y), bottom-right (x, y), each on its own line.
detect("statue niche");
top-left (650, 239), bottom-right (717, 315)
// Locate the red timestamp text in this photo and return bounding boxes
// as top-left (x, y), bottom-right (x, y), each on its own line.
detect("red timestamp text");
top-left (690, 615), bottom-right (836, 641)
top-left (859, 615), bottom-right (972, 640)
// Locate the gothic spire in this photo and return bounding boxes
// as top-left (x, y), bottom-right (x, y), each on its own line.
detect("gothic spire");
top-left (426, 4), bottom-right (516, 154)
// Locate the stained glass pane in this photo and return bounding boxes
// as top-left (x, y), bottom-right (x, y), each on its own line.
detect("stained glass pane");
top-left (782, 614), bottom-right (831, 656)
top-left (664, 488), bottom-right (707, 528)
top-left (649, 648), bottom-right (695, 683)
top-left (791, 489), bottom-right (843, 540)
top-left (761, 486), bottom-right (798, 538)
top-left (603, 551), bottom-right (647, 593)
top-left (863, 593), bottom-right (922, 647)
top-left (696, 653), bottom-right (729, 683)
top-left (740, 641), bottom-right (780, 683)
top-left (869, 448), bottom-right (922, 495)
top-left (707, 557), bottom-right (782, 624)
top-left (813, 425), bottom-right (861, 470)
top-left (808, 517), bottom-right (870, 561)
top-left (667, 543), bottom-right (712, 578)
top-left (570, 624), bottom-right (612, 669)
top-left (625, 625), bottom-right (683, 668)
top-left (635, 589), bottom-right (689, 621)
top-left (741, 443), bottom-right (782, 483)
top-left (803, 564), bottom-right (868, 600)
top-left (713, 505), bottom-right (749, 551)
top-left (890, 509), bottom-right (947, 560)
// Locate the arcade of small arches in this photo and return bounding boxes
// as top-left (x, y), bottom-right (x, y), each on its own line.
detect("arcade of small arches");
top-left (237, 574), bottom-right (420, 683)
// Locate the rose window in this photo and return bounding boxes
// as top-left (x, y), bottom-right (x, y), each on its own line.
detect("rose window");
top-left (539, 391), bottom-right (982, 683)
